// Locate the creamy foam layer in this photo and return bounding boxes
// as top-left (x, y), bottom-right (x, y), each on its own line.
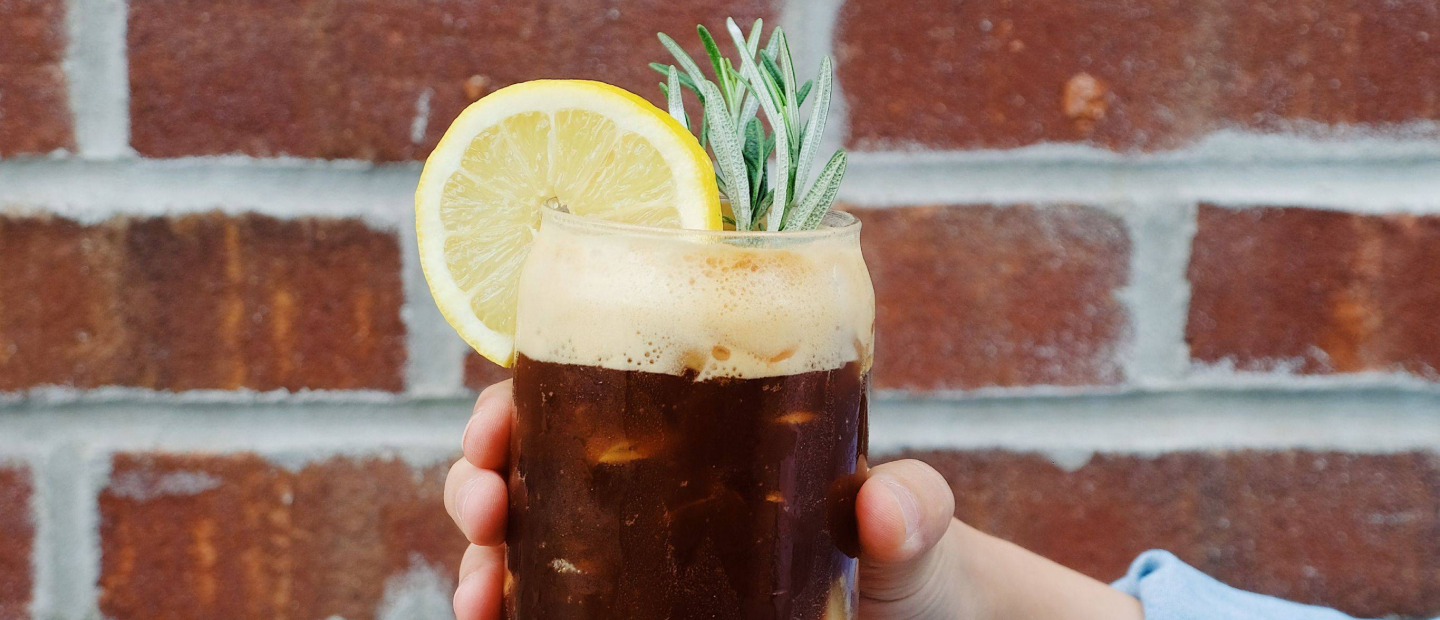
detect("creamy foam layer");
top-left (514, 218), bottom-right (874, 380)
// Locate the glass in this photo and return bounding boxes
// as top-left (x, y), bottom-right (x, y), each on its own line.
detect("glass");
top-left (507, 207), bottom-right (875, 620)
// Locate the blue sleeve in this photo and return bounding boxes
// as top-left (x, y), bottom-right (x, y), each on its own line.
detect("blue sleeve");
top-left (1111, 551), bottom-right (1373, 620)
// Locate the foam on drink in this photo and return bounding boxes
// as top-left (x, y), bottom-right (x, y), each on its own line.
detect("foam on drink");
top-left (514, 212), bottom-right (874, 380)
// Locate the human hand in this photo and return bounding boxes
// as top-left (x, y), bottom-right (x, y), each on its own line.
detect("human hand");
top-left (444, 380), bottom-right (1141, 620)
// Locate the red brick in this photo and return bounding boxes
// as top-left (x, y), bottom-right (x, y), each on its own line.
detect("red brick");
top-left (892, 449), bottom-right (1440, 616)
top-left (0, 463), bottom-right (33, 620)
top-left (0, 0), bottom-right (73, 156)
top-left (898, 451), bottom-right (1217, 582)
top-left (0, 213), bottom-right (405, 392)
top-left (98, 453), bottom-right (464, 620)
top-left (463, 352), bottom-right (511, 390)
top-left (127, 0), bottom-right (777, 161)
top-left (1187, 205), bottom-right (1440, 378)
top-left (0, 216), bottom-right (126, 390)
top-left (851, 204), bottom-right (1130, 391)
top-left (835, 0), bottom-right (1440, 152)
top-left (1210, 452), bottom-right (1440, 617)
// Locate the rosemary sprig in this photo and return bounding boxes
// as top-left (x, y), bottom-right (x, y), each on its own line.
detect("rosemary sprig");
top-left (652, 18), bottom-right (846, 231)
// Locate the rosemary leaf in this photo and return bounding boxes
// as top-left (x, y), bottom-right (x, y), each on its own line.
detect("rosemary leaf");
top-left (697, 27), bottom-right (726, 88)
top-left (764, 26), bottom-right (782, 58)
top-left (797, 79), bottom-right (813, 106)
top-left (658, 17), bottom-right (845, 230)
top-left (794, 56), bottom-right (833, 193)
top-left (739, 89), bottom-right (760, 129)
top-left (665, 66), bottom-right (688, 131)
top-left (742, 117), bottom-right (765, 203)
top-left (759, 53), bottom-right (786, 104)
top-left (751, 189), bottom-right (775, 228)
top-left (785, 150), bottom-right (846, 231)
top-left (657, 33), bottom-right (709, 91)
top-left (746, 19), bottom-right (763, 56)
top-left (774, 30), bottom-right (799, 137)
top-left (697, 26), bottom-right (733, 108)
top-left (650, 63), bottom-right (700, 93)
top-left (699, 80), bottom-right (752, 228)
top-left (726, 18), bottom-right (790, 230)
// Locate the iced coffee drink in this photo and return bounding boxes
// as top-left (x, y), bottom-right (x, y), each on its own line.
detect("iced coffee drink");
top-left (508, 208), bottom-right (875, 619)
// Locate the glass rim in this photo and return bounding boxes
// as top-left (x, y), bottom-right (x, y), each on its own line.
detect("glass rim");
top-left (540, 206), bottom-right (860, 241)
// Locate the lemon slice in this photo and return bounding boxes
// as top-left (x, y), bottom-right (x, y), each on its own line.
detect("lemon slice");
top-left (416, 80), bottom-right (722, 367)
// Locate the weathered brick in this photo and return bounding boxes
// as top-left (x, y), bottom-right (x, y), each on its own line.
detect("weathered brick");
top-left (1187, 205), bottom-right (1440, 378)
top-left (835, 0), bottom-right (1440, 152)
top-left (463, 352), bottom-right (511, 390)
top-left (0, 0), bottom-right (73, 156)
top-left (901, 451), bottom-right (1216, 581)
top-left (127, 0), bottom-right (778, 161)
top-left (1210, 452), bottom-right (1440, 618)
top-left (98, 453), bottom-right (464, 620)
top-left (0, 213), bottom-right (405, 392)
top-left (0, 463), bottom-right (33, 620)
top-left (851, 204), bottom-right (1130, 391)
top-left (892, 449), bottom-right (1440, 617)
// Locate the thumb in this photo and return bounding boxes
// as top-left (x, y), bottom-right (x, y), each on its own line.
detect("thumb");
top-left (856, 459), bottom-right (956, 602)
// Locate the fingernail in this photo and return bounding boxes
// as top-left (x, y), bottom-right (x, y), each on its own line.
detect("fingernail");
top-left (880, 476), bottom-right (921, 543)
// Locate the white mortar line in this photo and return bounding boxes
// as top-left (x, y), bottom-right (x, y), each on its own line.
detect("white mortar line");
top-left (4, 155), bottom-right (1440, 221)
top-left (2, 392), bottom-right (1438, 459)
top-left (0, 159), bottom-right (420, 227)
top-left (400, 215), bottom-right (468, 398)
top-left (1, 402), bottom-right (468, 468)
top-left (849, 126), bottom-right (1440, 165)
top-left (42, 444), bottom-right (100, 620)
top-left (868, 390), bottom-right (1440, 457)
top-left (1113, 201), bottom-right (1196, 387)
top-left (8, 361), bottom-right (1440, 405)
top-left (841, 154), bottom-right (1440, 212)
top-left (63, 0), bottom-right (131, 159)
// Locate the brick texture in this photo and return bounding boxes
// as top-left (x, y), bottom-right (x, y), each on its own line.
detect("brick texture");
top-left (0, 463), bottom-right (33, 620)
top-left (127, 0), bottom-right (778, 161)
top-left (98, 453), bottom-right (464, 620)
top-left (1188, 205), bottom-right (1440, 378)
top-left (0, 0), bottom-right (73, 156)
top-left (835, 0), bottom-right (1440, 152)
top-left (851, 204), bottom-right (1130, 391)
top-left (894, 449), bottom-right (1440, 618)
top-left (0, 213), bottom-right (405, 392)
top-left (463, 352), bottom-right (511, 390)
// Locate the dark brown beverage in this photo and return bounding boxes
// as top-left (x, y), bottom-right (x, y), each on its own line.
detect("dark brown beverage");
top-left (508, 356), bottom-right (868, 619)
top-left (510, 209), bottom-right (874, 619)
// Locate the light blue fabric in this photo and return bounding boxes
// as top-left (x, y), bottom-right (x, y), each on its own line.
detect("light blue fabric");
top-left (1111, 550), bottom-right (1396, 620)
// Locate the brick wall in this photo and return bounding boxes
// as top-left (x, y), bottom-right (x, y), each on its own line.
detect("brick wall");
top-left (3, 0), bottom-right (1439, 618)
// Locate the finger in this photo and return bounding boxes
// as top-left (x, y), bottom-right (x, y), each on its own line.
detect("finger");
top-left (857, 459), bottom-right (955, 565)
top-left (458, 543), bottom-right (505, 584)
top-left (464, 380), bottom-right (514, 471)
top-left (454, 544), bottom-right (505, 620)
top-left (444, 459), bottom-right (509, 545)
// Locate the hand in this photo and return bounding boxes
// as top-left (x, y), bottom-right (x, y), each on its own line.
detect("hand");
top-left (444, 380), bottom-right (1142, 620)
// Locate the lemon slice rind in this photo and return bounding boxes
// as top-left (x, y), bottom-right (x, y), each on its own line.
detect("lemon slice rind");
top-left (416, 80), bottom-right (721, 367)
